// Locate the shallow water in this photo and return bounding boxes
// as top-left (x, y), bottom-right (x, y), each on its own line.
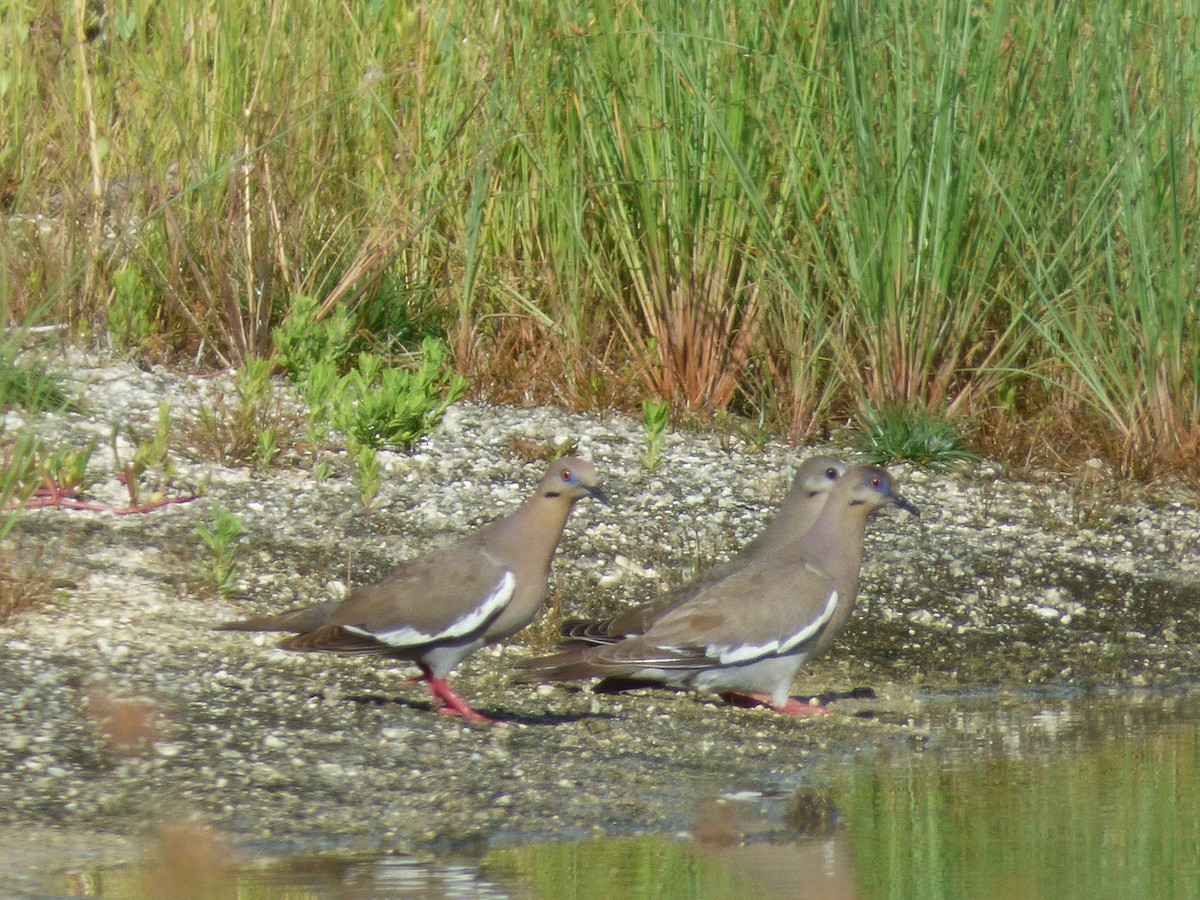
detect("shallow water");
top-left (844, 690), bottom-right (1200, 900)
top-left (9, 689), bottom-right (1200, 899)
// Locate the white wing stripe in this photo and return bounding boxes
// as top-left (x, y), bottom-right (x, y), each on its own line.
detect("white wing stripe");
top-left (352, 570), bottom-right (517, 647)
top-left (711, 590), bottom-right (839, 664)
top-left (716, 639), bottom-right (779, 664)
top-left (779, 589), bottom-right (838, 653)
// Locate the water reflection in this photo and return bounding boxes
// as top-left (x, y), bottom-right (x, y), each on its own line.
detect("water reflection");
top-left (37, 846), bottom-right (514, 899)
top-left (483, 810), bottom-right (859, 899)
top-left (10, 691), bottom-right (1200, 899)
top-left (843, 690), bottom-right (1200, 900)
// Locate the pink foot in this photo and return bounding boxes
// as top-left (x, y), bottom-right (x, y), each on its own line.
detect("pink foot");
top-left (418, 666), bottom-right (497, 725)
top-left (719, 691), bottom-right (829, 717)
top-left (428, 680), bottom-right (496, 725)
top-left (772, 697), bottom-right (830, 717)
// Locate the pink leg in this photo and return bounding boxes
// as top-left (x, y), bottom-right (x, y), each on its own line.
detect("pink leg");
top-left (427, 678), bottom-right (496, 725)
top-left (719, 691), bottom-right (830, 717)
top-left (416, 664), bottom-right (496, 725)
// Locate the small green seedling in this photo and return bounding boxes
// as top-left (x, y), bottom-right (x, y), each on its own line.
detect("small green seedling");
top-left (639, 398), bottom-right (670, 472)
top-left (352, 441), bottom-right (382, 515)
top-left (195, 502), bottom-right (245, 596)
top-left (114, 403), bottom-right (176, 507)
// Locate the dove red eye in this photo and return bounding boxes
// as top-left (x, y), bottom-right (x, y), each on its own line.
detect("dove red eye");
top-left (560, 468), bottom-right (573, 482)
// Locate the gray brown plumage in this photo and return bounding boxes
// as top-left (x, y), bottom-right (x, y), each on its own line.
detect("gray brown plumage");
top-left (217, 457), bottom-right (608, 724)
top-left (558, 455), bottom-right (846, 645)
top-left (517, 465), bottom-right (916, 716)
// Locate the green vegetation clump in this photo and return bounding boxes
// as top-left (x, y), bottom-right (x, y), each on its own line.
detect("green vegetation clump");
top-left (330, 339), bottom-right (467, 452)
top-left (0, 348), bottom-right (69, 414)
top-left (855, 405), bottom-right (976, 470)
top-left (272, 297), bottom-right (355, 384)
top-left (273, 298), bottom-right (465, 458)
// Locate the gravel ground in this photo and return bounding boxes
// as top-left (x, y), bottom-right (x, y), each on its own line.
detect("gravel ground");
top-left (2, 351), bottom-right (1199, 854)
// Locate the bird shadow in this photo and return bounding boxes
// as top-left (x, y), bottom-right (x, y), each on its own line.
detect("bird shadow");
top-left (591, 681), bottom-right (878, 705)
top-left (812, 686), bottom-right (878, 718)
top-left (814, 686), bottom-right (877, 704)
top-left (330, 691), bottom-right (604, 727)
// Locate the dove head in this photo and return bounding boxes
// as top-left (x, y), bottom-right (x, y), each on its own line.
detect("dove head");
top-left (792, 455), bottom-right (847, 501)
top-left (838, 465), bottom-right (919, 518)
top-left (538, 456), bottom-right (610, 507)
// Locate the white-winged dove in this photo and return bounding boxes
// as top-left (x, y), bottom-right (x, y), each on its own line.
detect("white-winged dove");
top-left (516, 465), bottom-right (917, 716)
top-left (217, 457), bottom-right (608, 725)
top-left (558, 455), bottom-right (846, 645)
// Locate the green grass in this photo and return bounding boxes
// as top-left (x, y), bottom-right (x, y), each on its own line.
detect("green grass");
top-left (2, 0), bottom-right (1198, 476)
top-left (0, 341), bottom-right (69, 413)
top-left (855, 404), bottom-right (976, 469)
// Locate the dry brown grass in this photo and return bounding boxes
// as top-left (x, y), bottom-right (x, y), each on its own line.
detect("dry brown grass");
top-left (614, 270), bottom-right (763, 413)
top-left (974, 404), bottom-right (1200, 487)
top-left (512, 583), bottom-right (570, 654)
top-left (0, 543), bottom-right (67, 624)
top-left (505, 435), bottom-right (580, 465)
top-left (178, 378), bottom-right (305, 468)
top-left (458, 316), bottom-right (643, 413)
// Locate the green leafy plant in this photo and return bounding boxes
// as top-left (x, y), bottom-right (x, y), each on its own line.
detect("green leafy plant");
top-left (257, 428), bottom-right (278, 469)
top-left (39, 436), bottom-right (99, 498)
top-left (114, 403), bottom-right (177, 507)
top-left (855, 404), bottom-right (976, 469)
top-left (300, 358), bottom-right (341, 457)
top-left (195, 503), bottom-right (245, 596)
top-left (108, 265), bottom-right (158, 352)
top-left (351, 441), bottom-right (382, 515)
top-left (639, 398), bottom-right (669, 473)
top-left (332, 338), bottom-right (467, 451)
top-left (272, 296), bottom-right (355, 382)
top-left (3, 405), bottom-right (195, 516)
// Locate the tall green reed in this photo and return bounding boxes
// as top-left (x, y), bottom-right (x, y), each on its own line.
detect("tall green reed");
top-left (1004, 1), bottom-right (1200, 470)
top-left (801, 0), bottom-right (1034, 417)
top-left (3, 0), bottom-right (1198, 473)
